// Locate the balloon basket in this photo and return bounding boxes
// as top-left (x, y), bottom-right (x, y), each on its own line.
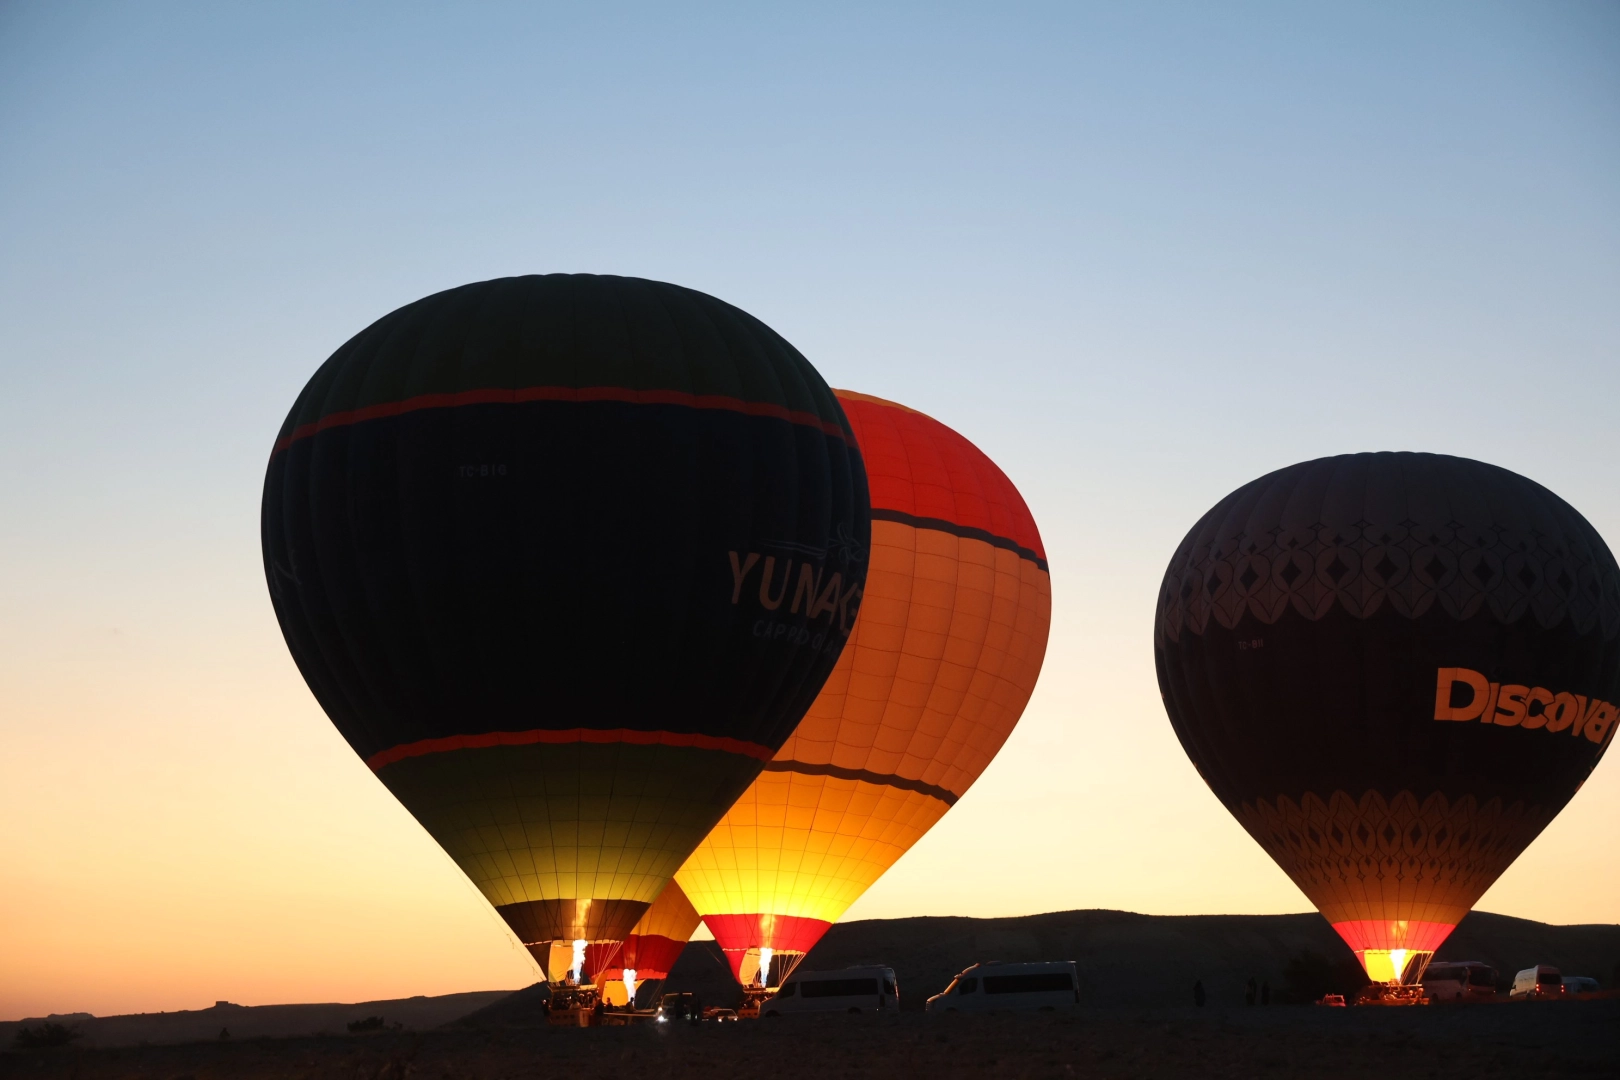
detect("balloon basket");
top-left (547, 986), bottom-right (602, 1026)
top-left (598, 1009), bottom-right (660, 1026)
top-left (545, 1005), bottom-right (591, 1028)
top-left (1354, 983), bottom-right (1430, 1007)
top-left (736, 986), bottom-right (774, 1019)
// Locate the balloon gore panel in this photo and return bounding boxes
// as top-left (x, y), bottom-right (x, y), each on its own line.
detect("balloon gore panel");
top-left (268, 399), bottom-right (859, 757)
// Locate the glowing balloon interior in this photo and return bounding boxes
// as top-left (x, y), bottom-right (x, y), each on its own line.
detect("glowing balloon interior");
top-left (592, 880), bottom-right (704, 1006)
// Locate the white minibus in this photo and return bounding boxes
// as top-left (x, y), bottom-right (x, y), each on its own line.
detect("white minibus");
top-left (1420, 962), bottom-right (1497, 1002)
top-left (761, 966), bottom-right (899, 1016)
top-left (1510, 965), bottom-right (1565, 999)
top-left (925, 961), bottom-right (1079, 1013)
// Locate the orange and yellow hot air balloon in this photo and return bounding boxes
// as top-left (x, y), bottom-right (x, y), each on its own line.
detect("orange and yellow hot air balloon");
top-left (591, 881), bottom-right (703, 1006)
top-left (676, 390), bottom-right (1051, 989)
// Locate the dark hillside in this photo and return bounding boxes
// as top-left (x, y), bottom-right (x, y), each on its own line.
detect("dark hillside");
top-left (664, 909), bottom-right (1620, 1010)
top-left (1441, 912), bottom-right (1620, 987)
top-left (0, 991), bottom-right (511, 1050)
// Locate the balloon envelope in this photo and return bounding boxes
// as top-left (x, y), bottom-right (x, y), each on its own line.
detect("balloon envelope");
top-left (1155, 452), bottom-right (1619, 983)
top-left (261, 275), bottom-right (869, 982)
top-left (677, 390), bottom-right (1051, 986)
top-left (592, 880), bottom-right (703, 1006)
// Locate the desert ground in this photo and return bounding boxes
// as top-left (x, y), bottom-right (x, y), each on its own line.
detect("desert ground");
top-left (7, 910), bottom-right (1617, 1079)
top-left (4, 1001), bottom-right (1617, 1080)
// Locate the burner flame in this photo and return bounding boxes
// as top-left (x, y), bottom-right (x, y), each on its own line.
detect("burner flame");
top-left (570, 939), bottom-right (587, 984)
top-left (758, 947), bottom-right (773, 988)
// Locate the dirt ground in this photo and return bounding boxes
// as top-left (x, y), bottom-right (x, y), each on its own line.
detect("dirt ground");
top-left (4, 1000), bottom-right (1614, 1080)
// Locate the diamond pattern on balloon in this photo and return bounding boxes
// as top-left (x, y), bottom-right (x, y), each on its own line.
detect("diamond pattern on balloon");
top-left (1154, 465), bottom-right (1620, 645)
top-left (1231, 790), bottom-right (1550, 931)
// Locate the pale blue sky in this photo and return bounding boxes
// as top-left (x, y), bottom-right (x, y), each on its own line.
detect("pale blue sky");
top-left (2, 2), bottom-right (1618, 1015)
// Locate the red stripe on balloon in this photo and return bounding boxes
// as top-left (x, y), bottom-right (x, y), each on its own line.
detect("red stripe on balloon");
top-left (272, 385), bottom-right (851, 454)
top-left (703, 912), bottom-right (834, 983)
top-left (594, 933), bottom-right (691, 982)
top-left (366, 727), bottom-right (776, 771)
top-left (1330, 919), bottom-right (1456, 957)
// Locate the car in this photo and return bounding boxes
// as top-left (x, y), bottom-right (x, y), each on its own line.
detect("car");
top-left (1316, 994), bottom-right (1347, 1007)
top-left (1562, 976), bottom-right (1601, 996)
top-left (761, 966), bottom-right (899, 1016)
top-left (1509, 966), bottom-right (1565, 1000)
top-left (925, 962), bottom-right (1080, 1013)
top-left (702, 1007), bottom-right (738, 1023)
top-left (1421, 961), bottom-right (1497, 1002)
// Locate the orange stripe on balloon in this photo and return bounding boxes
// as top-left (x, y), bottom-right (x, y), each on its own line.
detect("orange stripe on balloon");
top-left (273, 385), bottom-right (851, 454)
top-left (366, 728), bottom-right (776, 771)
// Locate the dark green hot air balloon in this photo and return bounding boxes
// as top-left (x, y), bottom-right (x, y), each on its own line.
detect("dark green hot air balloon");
top-left (1155, 452), bottom-right (1619, 992)
top-left (261, 275), bottom-right (870, 985)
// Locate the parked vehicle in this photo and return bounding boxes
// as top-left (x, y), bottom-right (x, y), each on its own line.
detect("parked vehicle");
top-left (762, 967), bottom-right (899, 1016)
top-left (1421, 961), bottom-right (1497, 1002)
top-left (658, 992), bottom-right (702, 1022)
top-left (925, 962), bottom-right (1080, 1013)
top-left (1562, 976), bottom-right (1601, 996)
top-left (702, 1007), bottom-right (739, 1023)
top-left (1510, 966), bottom-right (1565, 999)
top-left (1316, 994), bottom-right (1347, 1007)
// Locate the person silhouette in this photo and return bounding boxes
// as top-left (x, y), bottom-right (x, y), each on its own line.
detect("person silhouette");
top-left (1194, 980), bottom-right (1206, 1007)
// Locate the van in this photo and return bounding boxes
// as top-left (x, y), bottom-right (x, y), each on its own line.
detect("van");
top-left (925, 962), bottom-right (1080, 1013)
top-left (1420, 961), bottom-right (1497, 1002)
top-left (1510, 966), bottom-right (1565, 1000)
top-left (657, 992), bottom-right (702, 1022)
top-left (1561, 976), bottom-right (1600, 996)
top-left (761, 966), bottom-right (898, 1016)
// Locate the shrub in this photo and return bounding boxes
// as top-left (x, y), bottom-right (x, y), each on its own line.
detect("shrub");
top-left (13, 1022), bottom-right (81, 1049)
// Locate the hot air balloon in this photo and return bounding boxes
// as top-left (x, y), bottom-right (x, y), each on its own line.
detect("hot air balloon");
top-left (1155, 453), bottom-right (1620, 991)
top-left (676, 390), bottom-right (1051, 993)
top-left (262, 275), bottom-right (869, 992)
top-left (591, 880), bottom-right (703, 1007)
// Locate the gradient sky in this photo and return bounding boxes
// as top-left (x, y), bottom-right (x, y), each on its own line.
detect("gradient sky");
top-left (2, 2), bottom-right (1617, 1021)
